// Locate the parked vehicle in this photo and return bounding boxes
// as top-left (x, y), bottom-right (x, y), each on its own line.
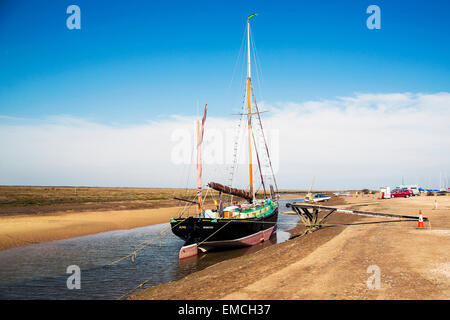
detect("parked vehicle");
top-left (408, 186), bottom-right (420, 196)
top-left (390, 188), bottom-right (413, 198)
top-left (396, 185), bottom-right (420, 196)
top-left (380, 186), bottom-right (391, 199)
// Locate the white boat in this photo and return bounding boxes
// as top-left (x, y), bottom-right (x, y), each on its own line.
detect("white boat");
top-left (305, 193), bottom-right (331, 203)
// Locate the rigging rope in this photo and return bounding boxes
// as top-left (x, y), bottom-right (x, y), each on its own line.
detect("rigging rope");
top-left (252, 87), bottom-right (279, 193)
top-left (106, 217), bottom-right (189, 267)
top-left (250, 26), bottom-right (264, 103)
top-left (228, 24), bottom-right (247, 91)
top-left (227, 84), bottom-right (247, 191)
top-left (117, 266), bottom-right (167, 300)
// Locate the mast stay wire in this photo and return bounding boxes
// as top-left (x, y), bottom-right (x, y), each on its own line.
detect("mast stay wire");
top-left (228, 23), bottom-right (247, 92)
top-left (251, 126), bottom-right (266, 196)
top-left (252, 87), bottom-right (279, 193)
top-left (250, 26), bottom-right (264, 104)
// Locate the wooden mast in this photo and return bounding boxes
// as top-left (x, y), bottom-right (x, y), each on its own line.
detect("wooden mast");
top-left (247, 14), bottom-right (256, 199)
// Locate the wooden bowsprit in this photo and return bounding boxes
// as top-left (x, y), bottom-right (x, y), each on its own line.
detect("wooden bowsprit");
top-left (286, 202), bottom-right (428, 232)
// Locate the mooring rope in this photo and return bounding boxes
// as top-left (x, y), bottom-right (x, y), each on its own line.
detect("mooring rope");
top-left (117, 220), bottom-right (261, 300)
top-left (106, 218), bottom-right (188, 267)
top-left (116, 219), bottom-right (231, 300)
top-left (107, 197), bottom-right (200, 267)
top-left (116, 266), bottom-right (168, 300)
top-left (316, 222), bottom-right (443, 230)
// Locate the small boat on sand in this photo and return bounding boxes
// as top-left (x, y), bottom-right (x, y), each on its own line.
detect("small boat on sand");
top-left (304, 193), bottom-right (331, 203)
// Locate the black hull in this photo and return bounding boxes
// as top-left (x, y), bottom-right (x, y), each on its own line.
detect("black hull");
top-left (171, 208), bottom-right (278, 249)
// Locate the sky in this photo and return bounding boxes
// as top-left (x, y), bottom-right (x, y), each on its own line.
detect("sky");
top-left (0, 0), bottom-right (449, 189)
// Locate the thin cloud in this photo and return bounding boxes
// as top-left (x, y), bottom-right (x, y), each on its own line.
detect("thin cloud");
top-left (0, 92), bottom-right (448, 189)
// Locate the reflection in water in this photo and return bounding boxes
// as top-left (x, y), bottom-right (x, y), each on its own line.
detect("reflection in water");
top-left (0, 198), bottom-right (302, 300)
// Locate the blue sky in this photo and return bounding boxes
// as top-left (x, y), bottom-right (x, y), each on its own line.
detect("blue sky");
top-left (0, 1), bottom-right (449, 189)
top-left (1, 0), bottom-right (449, 123)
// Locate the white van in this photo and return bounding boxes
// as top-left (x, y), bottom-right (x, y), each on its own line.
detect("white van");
top-left (409, 185), bottom-right (419, 196)
top-left (396, 185), bottom-right (419, 196)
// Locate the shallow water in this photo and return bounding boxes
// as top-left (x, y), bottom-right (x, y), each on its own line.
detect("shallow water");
top-left (0, 198), bottom-right (302, 299)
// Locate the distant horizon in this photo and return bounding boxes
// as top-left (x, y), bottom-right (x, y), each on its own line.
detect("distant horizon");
top-left (1, 184), bottom-right (447, 191)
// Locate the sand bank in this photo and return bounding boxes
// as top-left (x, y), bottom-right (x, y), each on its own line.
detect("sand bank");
top-left (0, 205), bottom-right (197, 251)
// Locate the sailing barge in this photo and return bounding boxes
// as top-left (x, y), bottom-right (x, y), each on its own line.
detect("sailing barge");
top-left (171, 14), bottom-right (279, 259)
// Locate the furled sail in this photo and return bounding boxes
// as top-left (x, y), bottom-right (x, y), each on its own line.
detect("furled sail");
top-left (207, 182), bottom-right (253, 201)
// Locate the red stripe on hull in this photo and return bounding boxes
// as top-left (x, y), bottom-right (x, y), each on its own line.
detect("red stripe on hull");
top-left (178, 226), bottom-right (277, 259)
top-left (199, 226), bottom-right (276, 250)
